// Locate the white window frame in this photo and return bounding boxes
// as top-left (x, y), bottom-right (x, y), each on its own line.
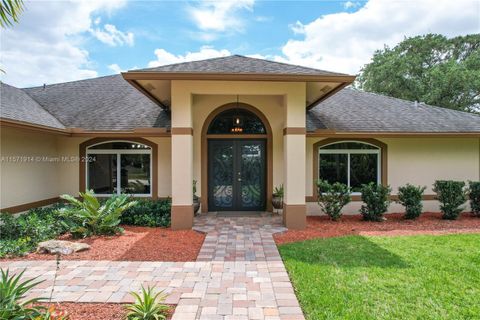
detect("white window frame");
top-left (318, 141), bottom-right (381, 195)
top-left (86, 140), bottom-right (152, 197)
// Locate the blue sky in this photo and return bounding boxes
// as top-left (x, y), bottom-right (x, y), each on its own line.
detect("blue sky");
top-left (1, 0), bottom-right (478, 87)
top-left (88, 0), bottom-right (357, 74)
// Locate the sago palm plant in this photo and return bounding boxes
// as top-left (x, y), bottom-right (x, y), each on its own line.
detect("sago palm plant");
top-left (124, 286), bottom-right (169, 320)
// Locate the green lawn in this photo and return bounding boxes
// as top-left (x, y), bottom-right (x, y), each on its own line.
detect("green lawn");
top-left (278, 234), bottom-right (480, 320)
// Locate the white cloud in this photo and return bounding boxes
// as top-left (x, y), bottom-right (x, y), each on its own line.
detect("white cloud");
top-left (108, 63), bottom-right (125, 73)
top-left (289, 21), bottom-right (305, 35)
top-left (0, 0), bottom-right (127, 87)
top-left (246, 53), bottom-right (267, 59)
top-left (343, 1), bottom-right (360, 9)
top-left (147, 46), bottom-right (231, 68)
top-left (188, 0), bottom-right (254, 34)
top-left (278, 0), bottom-right (480, 74)
top-left (90, 23), bottom-right (134, 47)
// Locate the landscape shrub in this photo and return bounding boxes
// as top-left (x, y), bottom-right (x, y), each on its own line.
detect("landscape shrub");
top-left (316, 180), bottom-right (351, 221)
top-left (121, 198), bottom-right (171, 227)
top-left (360, 183), bottom-right (392, 221)
top-left (0, 203), bottom-right (69, 258)
top-left (58, 190), bottom-right (137, 238)
top-left (397, 184), bottom-right (426, 219)
top-left (0, 269), bottom-right (46, 319)
top-left (433, 180), bottom-right (467, 220)
top-left (469, 181), bottom-right (480, 217)
top-left (125, 286), bottom-right (169, 320)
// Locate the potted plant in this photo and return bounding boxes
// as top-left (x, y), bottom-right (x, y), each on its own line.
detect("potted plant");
top-left (193, 180), bottom-right (200, 215)
top-left (272, 184), bottom-right (284, 210)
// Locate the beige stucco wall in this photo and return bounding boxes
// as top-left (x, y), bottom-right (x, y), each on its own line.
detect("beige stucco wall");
top-left (0, 130), bottom-right (173, 210)
top-left (306, 137), bottom-right (479, 215)
top-left (0, 127), bottom-right (60, 208)
top-left (55, 136), bottom-right (172, 199)
top-left (56, 136), bottom-right (87, 196)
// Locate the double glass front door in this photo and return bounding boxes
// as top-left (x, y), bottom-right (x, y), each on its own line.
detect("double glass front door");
top-left (208, 139), bottom-right (266, 211)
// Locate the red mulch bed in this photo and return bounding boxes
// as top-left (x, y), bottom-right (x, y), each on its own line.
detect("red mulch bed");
top-left (38, 302), bottom-right (174, 320)
top-left (274, 212), bottom-right (480, 244)
top-left (2, 226), bottom-right (205, 261)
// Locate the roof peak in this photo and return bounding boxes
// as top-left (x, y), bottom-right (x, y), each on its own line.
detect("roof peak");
top-left (132, 54), bottom-right (351, 76)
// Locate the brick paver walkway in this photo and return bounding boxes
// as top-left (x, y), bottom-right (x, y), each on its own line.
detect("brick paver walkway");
top-left (0, 213), bottom-right (305, 320)
top-left (194, 213), bottom-right (286, 262)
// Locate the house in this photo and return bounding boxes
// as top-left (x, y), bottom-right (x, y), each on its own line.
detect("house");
top-left (1, 55), bottom-right (479, 230)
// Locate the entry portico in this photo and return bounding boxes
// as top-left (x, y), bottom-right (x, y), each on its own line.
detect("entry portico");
top-left (134, 80), bottom-right (344, 230)
top-left (122, 56), bottom-right (354, 230)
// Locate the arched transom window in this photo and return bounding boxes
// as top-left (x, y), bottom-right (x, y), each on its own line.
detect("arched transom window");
top-left (207, 109), bottom-right (266, 134)
top-left (318, 141), bottom-right (380, 193)
top-left (86, 141), bottom-right (152, 196)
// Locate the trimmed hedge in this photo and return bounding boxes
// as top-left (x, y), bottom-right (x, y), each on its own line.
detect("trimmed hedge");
top-left (469, 181), bottom-right (480, 217)
top-left (316, 180), bottom-right (351, 221)
top-left (397, 184), bottom-right (426, 219)
top-left (121, 198), bottom-right (171, 227)
top-left (433, 180), bottom-right (467, 220)
top-left (360, 183), bottom-right (391, 221)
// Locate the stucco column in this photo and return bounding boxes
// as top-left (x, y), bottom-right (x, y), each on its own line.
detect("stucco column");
top-left (170, 82), bottom-right (194, 230)
top-left (283, 86), bottom-right (307, 229)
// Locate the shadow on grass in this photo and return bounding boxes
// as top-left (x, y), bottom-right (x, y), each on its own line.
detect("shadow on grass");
top-left (279, 235), bottom-right (409, 268)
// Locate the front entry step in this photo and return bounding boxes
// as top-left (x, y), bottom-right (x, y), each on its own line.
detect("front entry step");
top-left (215, 211), bottom-right (263, 217)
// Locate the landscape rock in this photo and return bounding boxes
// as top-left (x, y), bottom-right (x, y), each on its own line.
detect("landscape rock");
top-left (37, 240), bottom-right (90, 255)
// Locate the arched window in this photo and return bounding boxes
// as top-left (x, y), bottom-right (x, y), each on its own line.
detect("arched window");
top-left (207, 109), bottom-right (266, 134)
top-left (318, 141), bottom-right (380, 193)
top-left (86, 141), bottom-right (152, 196)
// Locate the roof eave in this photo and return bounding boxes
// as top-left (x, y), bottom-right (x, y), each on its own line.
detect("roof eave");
top-left (0, 118), bottom-right (170, 137)
top-left (306, 82), bottom-right (350, 110)
top-left (0, 118), bottom-right (69, 135)
top-left (123, 78), bottom-right (169, 109)
top-left (122, 71), bottom-right (356, 83)
top-left (307, 129), bottom-right (480, 138)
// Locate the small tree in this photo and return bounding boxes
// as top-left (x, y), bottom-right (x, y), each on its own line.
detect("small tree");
top-left (397, 184), bottom-right (426, 219)
top-left (360, 183), bottom-right (391, 221)
top-left (316, 180), bottom-right (351, 221)
top-left (433, 180), bottom-right (467, 220)
top-left (468, 181), bottom-right (480, 217)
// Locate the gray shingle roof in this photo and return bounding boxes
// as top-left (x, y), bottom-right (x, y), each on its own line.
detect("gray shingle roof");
top-left (23, 75), bottom-right (170, 131)
top-left (1, 82), bottom-right (65, 129)
top-left (308, 88), bottom-right (480, 133)
top-left (137, 55), bottom-right (348, 76)
top-left (2, 55), bottom-right (479, 134)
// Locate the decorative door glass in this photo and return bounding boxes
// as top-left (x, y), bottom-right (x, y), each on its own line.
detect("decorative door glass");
top-left (208, 140), bottom-right (266, 211)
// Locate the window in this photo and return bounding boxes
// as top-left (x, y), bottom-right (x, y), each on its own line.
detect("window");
top-left (319, 141), bottom-right (380, 193)
top-left (86, 141), bottom-right (152, 196)
top-left (207, 109), bottom-right (266, 134)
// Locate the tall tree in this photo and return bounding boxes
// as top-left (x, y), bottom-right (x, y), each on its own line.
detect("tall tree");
top-left (0, 0), bottom-right (24, 28)
top-left (356, 34), bottom-right (480, 113)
